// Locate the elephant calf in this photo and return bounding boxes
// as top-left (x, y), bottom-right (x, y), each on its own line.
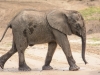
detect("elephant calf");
top-left (0, 9), bottom-right (87, 71)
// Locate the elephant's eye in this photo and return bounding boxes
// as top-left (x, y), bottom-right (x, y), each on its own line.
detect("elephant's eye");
top-left (70, 17), bottom-right (76, 23)
top-left (72, 19), bottom-right (76, 23)
top-left (76, 17), bottom-right (79, 21)
top-left (76, 24), bottom-right (81, 30)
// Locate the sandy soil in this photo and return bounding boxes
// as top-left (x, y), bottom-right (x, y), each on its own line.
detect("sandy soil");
top-left (0, 0), bottom-right (100, 75)
top-left (0, 44), bottom-right (100, 75)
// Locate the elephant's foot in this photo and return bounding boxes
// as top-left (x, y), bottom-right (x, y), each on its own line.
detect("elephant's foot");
top-left (0, 59), bottom-right (5, 69)
top-left (19, 64), bottom-right (31, 71)
top-left (42, 65), bottom-right (53, 70)
top-left (69, 64), bottom-right (80, 71)
top-left (0, 61), bottom-right (4, 69)
top-left (67, 56), bottom-right (80, 71)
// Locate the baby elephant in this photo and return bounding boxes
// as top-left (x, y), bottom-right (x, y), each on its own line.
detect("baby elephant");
top-left (0, 9), bottom-right (87, 71)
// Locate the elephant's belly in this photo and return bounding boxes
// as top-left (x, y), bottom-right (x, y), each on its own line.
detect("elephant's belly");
top-left (28, 25), bottom-right (55, 45)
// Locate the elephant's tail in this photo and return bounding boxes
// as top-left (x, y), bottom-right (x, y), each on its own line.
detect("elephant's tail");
top-left (0, 24), bottom-right (11, 42)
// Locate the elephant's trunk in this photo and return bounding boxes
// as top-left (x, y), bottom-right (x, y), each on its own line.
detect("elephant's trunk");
top-left (81, 32), bottom-right (88, 64)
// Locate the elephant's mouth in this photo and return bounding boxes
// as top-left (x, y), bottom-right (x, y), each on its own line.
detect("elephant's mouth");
top-left (29, 43), bottom-right (34, 46)
top-left (76, 32), bottom-right (81, 37)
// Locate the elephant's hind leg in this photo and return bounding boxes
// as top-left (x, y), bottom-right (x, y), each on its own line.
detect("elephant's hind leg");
top-left (15, 34), bottom-right (31, 71)
top-left (42, 42), bottom-right (57, 70)
top-left (52, 29), bottom-right (80, 71)
top-left (18, 49), bottom-right (31, 71)
top-left (0, 41), bottom-right (17, 69)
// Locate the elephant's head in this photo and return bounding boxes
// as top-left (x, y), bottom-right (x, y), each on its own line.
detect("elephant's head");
top-left (67, 11), bottom-right (87, 64)
top-left (47, 10), bottom-right (87, 64)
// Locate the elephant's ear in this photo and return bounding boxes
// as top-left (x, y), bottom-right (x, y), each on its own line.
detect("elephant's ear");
top-left (47, 10), bottom-right (72, 35)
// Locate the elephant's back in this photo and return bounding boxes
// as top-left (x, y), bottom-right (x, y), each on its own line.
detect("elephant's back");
top-left (21, 10), bottom-right (46, 22)
top-left (21, 10), bottom-right (55, 44)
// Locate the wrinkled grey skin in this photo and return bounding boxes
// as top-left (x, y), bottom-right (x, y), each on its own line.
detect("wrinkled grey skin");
top-left (0, 9), bottom-right (87, 71)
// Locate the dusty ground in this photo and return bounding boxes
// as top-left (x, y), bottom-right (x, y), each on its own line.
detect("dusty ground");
top-left (0, 0), bottom-right (100, 75)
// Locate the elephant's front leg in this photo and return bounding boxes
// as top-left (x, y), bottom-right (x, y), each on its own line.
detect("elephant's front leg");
top-left (53, 29), bottom-right (80, 71)
top-left (42, 42), bottom-right (57, 70)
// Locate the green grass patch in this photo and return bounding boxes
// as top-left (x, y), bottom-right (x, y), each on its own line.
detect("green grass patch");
top-left (90, 37), bottom-right (100, 42)
top-left (88, 37), bottom-right (100, 46)
top-left (79, 7), bottom-right (100, 20)
top-left (88, 43), bottom-right (100, 46)
top-left (89, 43), bottom-right (100, 46)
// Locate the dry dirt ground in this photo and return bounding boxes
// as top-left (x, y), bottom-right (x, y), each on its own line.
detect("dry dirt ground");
top-left (0, 0), bottom-right (100, 75)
